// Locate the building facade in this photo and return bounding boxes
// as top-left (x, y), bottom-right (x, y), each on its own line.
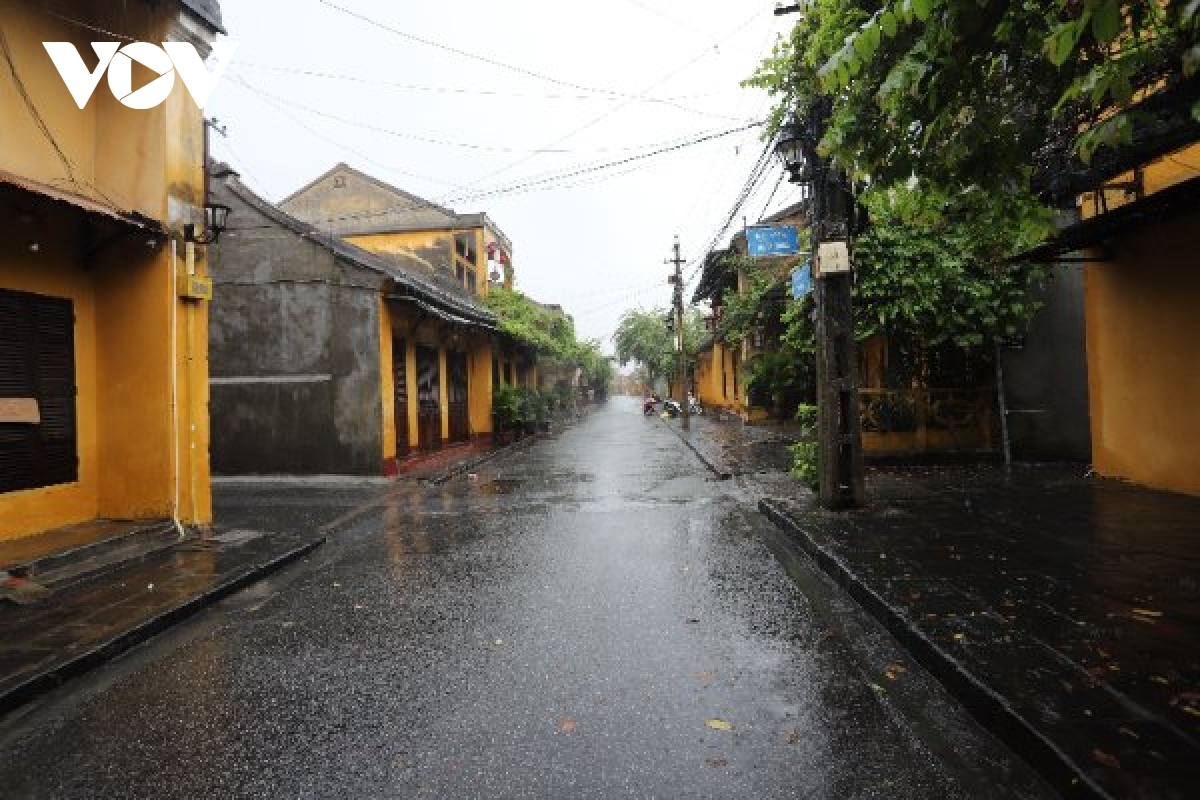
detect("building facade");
top-left (208, 167), bottom-right (501, 476)
top-left (0, 0), bottom-right (221, 541)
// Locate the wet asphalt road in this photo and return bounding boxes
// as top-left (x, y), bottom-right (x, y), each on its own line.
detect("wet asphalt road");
top-left (0, 398), bottom-right (1054, 798)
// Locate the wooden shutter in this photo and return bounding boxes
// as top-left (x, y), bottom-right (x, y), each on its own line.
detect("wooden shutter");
top-left (0, 288), bottom-right (78, 493)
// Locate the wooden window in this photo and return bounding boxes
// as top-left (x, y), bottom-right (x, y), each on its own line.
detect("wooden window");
top-left (0, 288), bottom-right (78, 493)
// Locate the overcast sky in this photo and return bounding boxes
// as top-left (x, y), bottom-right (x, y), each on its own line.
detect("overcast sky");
top-left (207, 0), bottom-right (799, 349)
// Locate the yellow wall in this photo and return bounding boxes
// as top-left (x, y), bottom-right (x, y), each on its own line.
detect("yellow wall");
top-left (346, 230), bottom-right (486, 300)
top-left (1079, 144), bottom-right (1200, 222)
top-left (380, 303), bottom-right (494, 459)
top-left (0, 218), bottom-right (99, 536)
top-left (1076, 143), bottom-right (1200, 496)
top-left (1084, 208), bottom-right (1200, 495)
top-left (0, 1), bottom-right (212, 539)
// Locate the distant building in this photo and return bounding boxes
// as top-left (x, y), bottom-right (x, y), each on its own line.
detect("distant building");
top-left (208, 166), bottom-right (501, 475)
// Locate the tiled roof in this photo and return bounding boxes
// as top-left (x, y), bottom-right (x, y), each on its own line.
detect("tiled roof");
top-left (180, 0), bottom-right (225, 33)
top-left (217, 167), bottom-right (496, 327)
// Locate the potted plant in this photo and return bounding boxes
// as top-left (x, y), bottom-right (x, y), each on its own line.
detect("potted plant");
top-left (517, 387), bottom-right (539, 435)
top-left (533, 388), bottom-right (552, 432)
top-left (492, 385), bottom-right (521, 444)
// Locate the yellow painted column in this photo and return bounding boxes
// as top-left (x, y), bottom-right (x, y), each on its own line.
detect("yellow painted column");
top-left (439, 345), bottom-right (449, 442)
top-left (378, 298), bottom-right (395, 466)
top-left (468, 335), bottom-right (493, 436)
top-left (406, 337), bottom-right (419, 451)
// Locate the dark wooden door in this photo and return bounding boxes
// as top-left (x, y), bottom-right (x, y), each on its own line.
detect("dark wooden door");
top-left (446, 351), bottom-right (469, 444)
top-left (392, 336), bottom-right (409, 458)
top-left (0, 289), bottom-right (77, 493)
top-left (416, 345), bottom-right (440, 451)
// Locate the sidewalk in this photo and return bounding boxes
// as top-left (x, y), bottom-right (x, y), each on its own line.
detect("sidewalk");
top-left (0, 524), bottom-right (324, 716)
top-left (673, 413), bottom-right (1200, 800)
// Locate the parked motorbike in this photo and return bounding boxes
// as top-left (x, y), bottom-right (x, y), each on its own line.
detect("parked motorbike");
top-left (662, 399), bottom-right (682, 418)
top-left (642, 395), bottom-right (660, 416)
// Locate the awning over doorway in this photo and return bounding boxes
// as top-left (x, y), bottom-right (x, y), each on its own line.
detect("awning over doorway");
top-left (0, 169), bottom-right (165, 238)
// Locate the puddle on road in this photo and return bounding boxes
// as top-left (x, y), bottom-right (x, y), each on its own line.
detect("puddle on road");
top-left (474, 478), bottom-right (524, 495)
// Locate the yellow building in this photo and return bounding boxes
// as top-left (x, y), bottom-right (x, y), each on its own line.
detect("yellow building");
top-left (0, 0), bottom-right (222, 542)
top-left (1025, 130), bottom-right (1200, 495)
top-left (277, 164), bottom-right (526, 469)
top-left (692, 204), bottom-right (806, 420)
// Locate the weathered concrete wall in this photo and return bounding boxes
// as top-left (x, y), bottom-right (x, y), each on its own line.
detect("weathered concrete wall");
top-left (1000, 263), bottom-right (1092, 462)
top-left (208, 183), bottom-right (384, 475)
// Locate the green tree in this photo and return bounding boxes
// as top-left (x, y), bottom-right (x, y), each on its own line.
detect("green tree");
top-left (747, 0), bottom-right (1198, 186)
top-left (485, 286), bottom-right (577, 360)
top-left (613, 307), bottom-right (704, 396)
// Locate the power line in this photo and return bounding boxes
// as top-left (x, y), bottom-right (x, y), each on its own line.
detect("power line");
top-left (232, 61), bottom-right (731, 104)
top-left (756, 168), bottom-right (787, 222)
top-left (226, 76), bottom-right (472, 195)
top-left (217, 120), bottom-right (763, 233)
top-left (231, 73), bottom-right (739, 157)
top-left (317, 0), bottom-right (660, 101)
top-left (444, 123), bottom-right (765, 206)
top-left (682, 139), bottom-right (777, 289)
top-left (466, 4), bottom-right (769, 192)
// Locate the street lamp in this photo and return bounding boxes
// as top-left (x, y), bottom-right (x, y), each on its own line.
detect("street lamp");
top-left (184, 202), bottom-right (231, 245)
top-left (774, 114), bottom-right (813, 187)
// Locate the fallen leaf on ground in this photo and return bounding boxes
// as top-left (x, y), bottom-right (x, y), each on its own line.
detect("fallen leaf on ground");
top-left (1131, 608), bottom-right (1162, 618)
top-left (353, 604), bottom-right (365, 610)
top-left (705, 718), bottom-right (734, 731)
top-left (685, 618), bottom-right (700, 624)
top-left (869, 683), bottom-right (886, 694)
top-left (952, 632), bottom-right (965, 642)
top-left (705, 757), bottom-right (728, 768)
top-left (1117, 727), bottom-right (1139, 739)
top-left (785, 728), bottom-right (802, 745)
top-left (884, 663), bottom-right (908, 681)
top-left (1092, 749), bottom-right (1121, 770)
top-left (695, 671), bottom-right (715, 685)
top-left (557, 716), bottom-right (577, 734)
top-left (1151, 675), bottom-right (1170, 685)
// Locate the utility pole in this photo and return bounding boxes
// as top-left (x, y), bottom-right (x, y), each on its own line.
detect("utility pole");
top-left (770, 13), bottom-right (866, 509)
top-left (667, 235), bottom-right (690, 431)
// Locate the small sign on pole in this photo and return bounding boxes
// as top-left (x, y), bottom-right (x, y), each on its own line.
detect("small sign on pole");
top-left (816, 241), bottom-right (850, 275)
top-left (791, 262), bottom-right (813, 299)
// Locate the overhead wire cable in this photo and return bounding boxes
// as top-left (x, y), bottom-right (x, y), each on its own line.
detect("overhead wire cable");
top-left (466, 4), bottom-right (770, 191)
top-left (232, 61), bottom-right (732, 103)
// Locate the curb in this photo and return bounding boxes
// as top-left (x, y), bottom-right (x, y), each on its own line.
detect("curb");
top-left (0, 534), bottom-right (326, 718)
top-left (426, 434), bottom-right (537, 485)
top-left (427, 410), bottom-right (589, 485)
top-left (659, 420), bottom-right (733, 480)
top-left (757, 498), bottom-right (1109, 800)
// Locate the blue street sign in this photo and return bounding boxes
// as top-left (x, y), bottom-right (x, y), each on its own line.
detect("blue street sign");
top-left (747, 225), bottom-right (801, 257)
top-left (791, 262), bottom-right (813, 299)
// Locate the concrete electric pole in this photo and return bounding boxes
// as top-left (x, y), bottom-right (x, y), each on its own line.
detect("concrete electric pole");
top-left (667, 235), bottom-right (690, 431)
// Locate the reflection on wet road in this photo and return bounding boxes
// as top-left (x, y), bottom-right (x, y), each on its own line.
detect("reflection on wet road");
top-left (0, 398), bottom-right (1053, 798)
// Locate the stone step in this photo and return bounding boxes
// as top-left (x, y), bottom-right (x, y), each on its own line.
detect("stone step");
top-left (3, 520), bottom-right (188, 594)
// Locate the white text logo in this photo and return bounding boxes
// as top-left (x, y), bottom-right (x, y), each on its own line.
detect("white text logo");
top-left (43, 41), bottom-right (238, 110)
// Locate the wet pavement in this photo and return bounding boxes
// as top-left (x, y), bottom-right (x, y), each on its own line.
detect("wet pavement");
top-left (761, 465), bottom-right (1200, 800)
top-left (0, 397), bottom-right (1052, 798)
